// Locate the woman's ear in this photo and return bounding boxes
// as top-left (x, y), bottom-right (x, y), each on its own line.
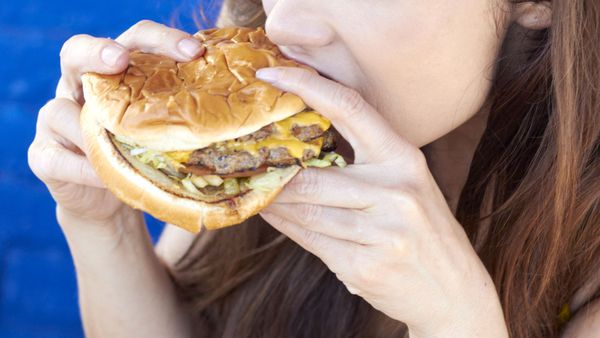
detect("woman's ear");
top-left (512, 1), bottom-right (552, 30)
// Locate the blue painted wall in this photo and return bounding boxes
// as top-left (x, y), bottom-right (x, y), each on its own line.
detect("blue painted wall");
top-left (0, 1), bottom-right (222, 336)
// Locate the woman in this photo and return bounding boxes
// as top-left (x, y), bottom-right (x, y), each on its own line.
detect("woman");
top-left (27, 0), bottom-right (599, 337)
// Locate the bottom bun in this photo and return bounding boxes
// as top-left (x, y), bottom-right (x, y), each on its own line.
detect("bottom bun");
top-left (80, 105), bottom-right (301, 233)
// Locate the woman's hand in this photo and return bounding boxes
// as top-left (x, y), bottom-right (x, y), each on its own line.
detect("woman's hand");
top-left (28, 20), bottom-right (205, 230)
top-left (256, 67), bottom-right (509, 337)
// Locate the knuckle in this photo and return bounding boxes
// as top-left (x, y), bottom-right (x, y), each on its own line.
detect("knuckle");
top-left (383, 149), bottom-right (430, 191)
top-left (37, 99), bottom-right (58, 131)
top-left (27, 141), bottom-right (42, 178)
top-left (299, 203), bottom-right (323, 226)
top-left (352, 223), bottom-right (369, 241)
top-left (28, 142), bottom-right (55, 181)
top-left (60, 34), bottom-right (91, 60)
top-left (372, 132), bottom-right (403, 163)
top-left (38, 99), bottom-right (56, 123)
top-left (131, 19), bottom-right (158, 35)
top-left (294, 69), bottom-right (314, 87)
top-left (40, 98), bottom-right (61, 119)
top-left (76, 156), bottom-right (90, 183)
top-left (40, 99), bottom-right (79, 130)
top-left (331, 86), bottom-right (366, 119)
top-left (121, 20), bottom-right (184, 52)
top-left (405, 148), bottom-right (428, 174)
top-left (351, 255), bottom-right (379, 285)
top-left (41, 145), bottom-right (60, 179)
top-left (288, 169), bottom-right (321, 197)
top-left (136, 19), bottom-right (156, 28)
top-left (390, 187), bottom-right (422, 215)
top-left (388, 232), bottom-right (410, 257)
top-left (301, 229), bottom-right (322, 249)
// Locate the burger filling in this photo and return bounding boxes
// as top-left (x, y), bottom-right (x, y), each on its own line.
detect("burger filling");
top-left (181, 125), bottom-right (336, 176)
top-left (110, 111), bottom-right (346, 202)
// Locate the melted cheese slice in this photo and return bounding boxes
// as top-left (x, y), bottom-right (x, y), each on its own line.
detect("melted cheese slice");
top-left (164, 110), bottom-right (330, 165)
top-left (165, 151), bottom-right (191, 163)
top-left (273, 111), bottom-right (331, 135)
top-left (225, 110), bottom-right (330, 158)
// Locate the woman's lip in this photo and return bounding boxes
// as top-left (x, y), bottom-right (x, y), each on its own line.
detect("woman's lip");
top-left (278, 46), bottom-right (309, 64)
top-left (277, 46), bottom-right (335, 81)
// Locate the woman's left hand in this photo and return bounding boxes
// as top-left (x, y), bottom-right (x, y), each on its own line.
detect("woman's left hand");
top-left (256, 67), bottom-right (509, 338)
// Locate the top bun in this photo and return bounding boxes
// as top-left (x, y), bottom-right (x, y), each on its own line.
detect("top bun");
top-left (81, 27), bottom-right (312, 152)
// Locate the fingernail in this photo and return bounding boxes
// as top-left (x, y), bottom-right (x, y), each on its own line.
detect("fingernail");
top-left (101, 45), bottom-right (125, 66)
top-left (256, 68), bottom-right (280, 83)
top-left (178, 38), bottom-right (202, 58)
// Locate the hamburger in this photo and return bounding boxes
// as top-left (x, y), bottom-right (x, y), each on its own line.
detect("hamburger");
top-left (80, 27), bottom-right (346, 233)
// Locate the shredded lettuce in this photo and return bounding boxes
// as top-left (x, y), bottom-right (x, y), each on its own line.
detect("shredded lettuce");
top-left (248, 168), bottom-right (287, 192)
top-left (112, 134), bottom-right (349, 198)
top-left (113, 134), bottom-right (137, 147)
top-left (333, 155), bottom-right (347, 167)
top-left (135, 149), bottom-right (169, 170)
top-left (181, 177), bottom-right (200, 194)
top-left (304, 158), bottom-right (332, 168)
top-left (321, 152), bottom-right (338, 162)
top-left (112, 135), bottom-right (177, 173)
top-left (223, 178), bottom-right (240, 195)
top-left (129, 148), bottom-right (147, 156)
top-left (129, 148), bottom-right (186, 178)
top-left (238, 177), bottom-right (250, 190)
top-left (322, 151), bottom-right (347, 167)
top-left (304, 151), bottom-right (348, 168)
top-left (203, 175), bottom-right (223, 186)
top-left (190, 175), bottom-right (208, 188)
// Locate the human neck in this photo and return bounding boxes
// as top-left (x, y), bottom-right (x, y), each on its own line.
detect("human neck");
top-left (422, 109), bottom-right (489, 213)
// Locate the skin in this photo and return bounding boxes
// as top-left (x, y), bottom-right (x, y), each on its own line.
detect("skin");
top-left (27, 1), bottom-right (598, 337)
top-left (254, 1), bottom-right (502, 335)
top-left (262, 0), bottom-right (501, 148)
top-left (28, 21), bottom-right (205, 337)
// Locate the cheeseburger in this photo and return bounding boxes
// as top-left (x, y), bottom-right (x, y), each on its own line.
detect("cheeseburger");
top-left (80, 27), bottom-right (346, 233)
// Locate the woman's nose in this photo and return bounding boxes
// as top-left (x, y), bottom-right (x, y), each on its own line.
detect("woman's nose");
top-left (264, 0), bottom-right (335, 49)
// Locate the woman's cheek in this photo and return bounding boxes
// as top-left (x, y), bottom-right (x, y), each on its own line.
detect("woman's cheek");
top-left (343, 2), bottom-right (503, 146)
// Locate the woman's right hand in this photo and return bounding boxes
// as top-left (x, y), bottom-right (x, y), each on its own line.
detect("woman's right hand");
top-left (28, 20), bottom-right (205, 230)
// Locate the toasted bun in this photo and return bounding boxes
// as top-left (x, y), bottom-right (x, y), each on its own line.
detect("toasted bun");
top-left (79, 26), bottom-right (311, 232)
top-left (81, 103), bottom-right (301, 232)
top-left (81, 26), bottom-right (313, 152)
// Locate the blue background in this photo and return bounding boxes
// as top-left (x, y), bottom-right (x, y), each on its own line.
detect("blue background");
top-left (0, 1), bottom-right (222, 336)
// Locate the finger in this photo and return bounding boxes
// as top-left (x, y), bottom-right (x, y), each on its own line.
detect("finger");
top-left (273, 167), bottom-right (373, 209)
top-left (260, 210), bottom-right (356, 273)
top-left (57, 21), bottom-right (205, 104)
top-left (261, 203), bottom-right (378, 245)
top-left (57, 34), bottom-right (129, 103)
top-left (38, 98), bottom-right (84, 152)
top-left (115, 20), bottom-right (204, 62)
top-left (256, 67), bottom-right (411, 164)
top-left (28, 139), bottom-right (104, 188)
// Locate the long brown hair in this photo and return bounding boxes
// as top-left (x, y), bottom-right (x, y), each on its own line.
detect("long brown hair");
top-left (170, 1), bottom-right (600, 337)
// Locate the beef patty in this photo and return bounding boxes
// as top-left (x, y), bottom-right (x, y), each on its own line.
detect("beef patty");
top-left (182, 124), bottom-right (337, 175)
